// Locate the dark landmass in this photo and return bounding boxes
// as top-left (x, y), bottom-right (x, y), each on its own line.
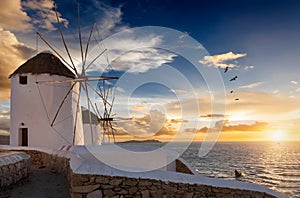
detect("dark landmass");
top-left (117, 139), bottom-right (162, 144)
top-left (0, 135), bottom-right (9, 145)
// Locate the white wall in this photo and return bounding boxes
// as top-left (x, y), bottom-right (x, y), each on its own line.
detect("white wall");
top-left (10, 73), bottom-right (84, 149)
top-left (83, 124), bottom-right (103, 145)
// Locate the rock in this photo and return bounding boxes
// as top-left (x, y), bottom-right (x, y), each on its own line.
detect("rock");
top-left (72, 184), bottom-right (100, 193)
top-left (73, 175), bottom-right (90, 185)
top-left (139, 180), bottom-right (152, 186)
top-left (141, 190), bottom-right (150, 198)
top-left (124, 180), bottom-right (138, 186)
top-left (103, 189), bottom-right (116, 196)
top-left (119, 189), bottom-right (128, 195)
top-left (129, 187), bottom-right (138, 194)
top-left (95, 176), bottom-right (110, 184)
top-left (182, 192), bottom-right (193, 198)
top-left (109, 179), bottom-right (123, 186)
top-left (87, 190), bottom-right (103, 198)
top-left (72, 193), bottom-right (83, 198)
top-left (150, 189), bottom-right (164, 197)
top-left (101, 184), bottom-right (114, 189)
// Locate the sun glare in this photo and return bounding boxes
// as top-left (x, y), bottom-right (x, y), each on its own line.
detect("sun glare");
top-left (271, 130), bottom-right (285, 141)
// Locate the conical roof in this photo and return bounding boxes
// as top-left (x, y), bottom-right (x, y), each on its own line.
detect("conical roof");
top-left (9, 52), bottom-right (76, 79)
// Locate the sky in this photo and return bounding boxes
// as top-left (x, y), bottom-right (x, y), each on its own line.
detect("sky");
top-left (0, 0), bottom-right (300, 142)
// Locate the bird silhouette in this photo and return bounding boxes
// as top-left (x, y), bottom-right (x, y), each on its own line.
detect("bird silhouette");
top-left (235, 98), bottom-right (239, 101)
top-left (230, 76), bottom-right (238, 81)
top-left (230, 90), bottom-right (234, 93)
top-left (224, 66), bottom-right (229, 73)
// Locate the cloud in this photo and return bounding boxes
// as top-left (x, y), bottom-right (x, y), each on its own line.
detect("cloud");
top-left (111, 48), bottom-right (176, 73)
top-left (297, 87), bottom-right (300, 92)
top-left (199, 51), bottom-right (247, 69)
top-left (165, 90), bottom-right (300, 121)
top-left (0, 28), bottom-right (35, 100)
top-left (0, 0), bottom-right (33, 32)
top-left (130, 105), bottom-right (147, 112)
top-left (186, 121), bottom-right (268, 133)
top-left (239, 82), bottom-right (264, 89)
top-left (291, 80), bottom-right (298, 85)
top-left (273, 89), bottom-right (279, 94)
top-left (22, 0), bottom-right (68, 31)
top-left (92, 1), bottom-right (126, 38)
top-left (170, 89), bottom-right (187, 94)
top-left (244, 65), bottom-right (254, 70)
top-left (0, 116), bottom-right (10, 132)
top-left (115, 110), bottom-right (187, 137)
top-left (200, 114), bottom-right (228, 119)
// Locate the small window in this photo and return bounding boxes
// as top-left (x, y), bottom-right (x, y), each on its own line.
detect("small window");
top-left (19, 76), bottom-right (27, 85)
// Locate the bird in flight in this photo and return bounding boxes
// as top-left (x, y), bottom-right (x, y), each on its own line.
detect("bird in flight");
top-left (235, 98), bottom-right (239, 101)
top-left (230, 76), bottom-right (238, 81)
top-left (224, 66), bottom-right (229, 73)
top-left (230, 90), bottom-right (234, 93)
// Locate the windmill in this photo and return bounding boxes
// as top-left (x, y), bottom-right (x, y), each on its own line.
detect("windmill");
top-left (35, 3), bottom-right (119, 145)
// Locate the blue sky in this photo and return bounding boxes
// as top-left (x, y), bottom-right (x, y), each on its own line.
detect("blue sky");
top-left (0, 0), bottom-right (300, 141)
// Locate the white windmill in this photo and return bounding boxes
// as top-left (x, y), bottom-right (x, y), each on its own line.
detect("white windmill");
top-left (9, 3), bottom-right (119, 149)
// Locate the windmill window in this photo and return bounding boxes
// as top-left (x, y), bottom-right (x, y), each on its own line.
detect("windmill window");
top-left (19, 76), bottom-right (27, 85)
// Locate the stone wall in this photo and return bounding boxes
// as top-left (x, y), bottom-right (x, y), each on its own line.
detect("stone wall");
top-left (9, 149), bottom-right (278, 198)
top-left (0, 151), bottom-right (30, 187)
top-left (70, 173), bottom-right (276, 198)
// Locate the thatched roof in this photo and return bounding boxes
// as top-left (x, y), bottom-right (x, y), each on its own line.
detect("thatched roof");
top-left (9, 52), bottom-right (75, 79)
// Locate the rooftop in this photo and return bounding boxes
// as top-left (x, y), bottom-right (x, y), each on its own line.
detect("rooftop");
top-left (9, 52), bottom-right (76, 79)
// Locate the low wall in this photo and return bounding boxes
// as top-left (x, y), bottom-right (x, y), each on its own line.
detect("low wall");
top-left (71, 173), bottom-right (276, 198)
top-left (0, 151), bottom-right (30, 187)
top-left (4, 148), bottom-right (279, 198)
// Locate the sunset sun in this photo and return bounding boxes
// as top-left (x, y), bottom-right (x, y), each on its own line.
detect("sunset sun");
top-left (270, 130), bottom-right (285, 142)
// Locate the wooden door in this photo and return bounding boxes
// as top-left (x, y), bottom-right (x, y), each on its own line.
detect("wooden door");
top-left (21, 128), bottom-right (28, 146)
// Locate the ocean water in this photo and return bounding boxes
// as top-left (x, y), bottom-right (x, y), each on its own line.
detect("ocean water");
top-left (181, 142), bottom-right (300, 197)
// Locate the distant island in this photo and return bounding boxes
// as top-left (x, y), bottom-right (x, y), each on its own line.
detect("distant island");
top-left (117, 139), bottom-right (162, 144)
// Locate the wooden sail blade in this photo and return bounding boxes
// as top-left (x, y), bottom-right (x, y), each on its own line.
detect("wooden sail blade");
top-left (54, 4), bottom-right (79, 75)
top-left (51, 82), bottom-right (76, 127)
top-left (36, 32), bottom-right (76, 72)
top-left (84, 49), bottom-right (107, 71)
top-left (83, 23), bottom-right (96, 71)
top-left (73, 83), bottom-right (82, 144)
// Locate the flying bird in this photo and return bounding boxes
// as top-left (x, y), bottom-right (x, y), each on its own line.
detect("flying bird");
top-left (235, 98), bottom-right (239, 101)
top-left (230, 76), bottom-right (238, 81)
top-left (224, 66), bottom-right (229, 73)
top-left (230, 90), bottom-right (234, 93)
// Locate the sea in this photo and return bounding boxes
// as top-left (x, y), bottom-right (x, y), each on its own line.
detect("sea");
top-left (181, 141), bottom-right (300, 197)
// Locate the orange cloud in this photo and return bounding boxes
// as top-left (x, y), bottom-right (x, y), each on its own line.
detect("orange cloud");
top-left (185, 121), bottom-right (268, 133)
top-left (115, 110), bottom-right (188, 138)
top-left (199, 51), bottom-right (246, 68)
top-left (0, 28), bottom-right (35, 100)
top-left (0, 0), bottom-right (32, 32)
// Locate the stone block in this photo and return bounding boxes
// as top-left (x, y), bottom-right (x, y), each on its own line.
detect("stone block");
top-left (103, 189), bottom-right (116, 196)
top-left (129, 187), bottom-right (138, 194)
top-left (182, 192), bottom-right (193, 198)
top-left (109, 179), bottom-right (123, 186)
top-left (72, 184), bottom-right (100, 193)
top-left (141, 190), bottom-right (150, 198)
top-left (96, 176), bottom-right (110, 184)
top-left (139, 180), bottom-right (152, 186)
top-left (123, 179), bottom-right (138, 186)
top-left (119, 189), bottom-right (128, 195)
top-left (87, 190), bottom-right (103, 198)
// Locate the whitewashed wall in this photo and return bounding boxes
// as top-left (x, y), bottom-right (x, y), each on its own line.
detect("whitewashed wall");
top-left (83, 124), bottom-right (103, 145)
top-left (10, 73), bottom-right (84, 149)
